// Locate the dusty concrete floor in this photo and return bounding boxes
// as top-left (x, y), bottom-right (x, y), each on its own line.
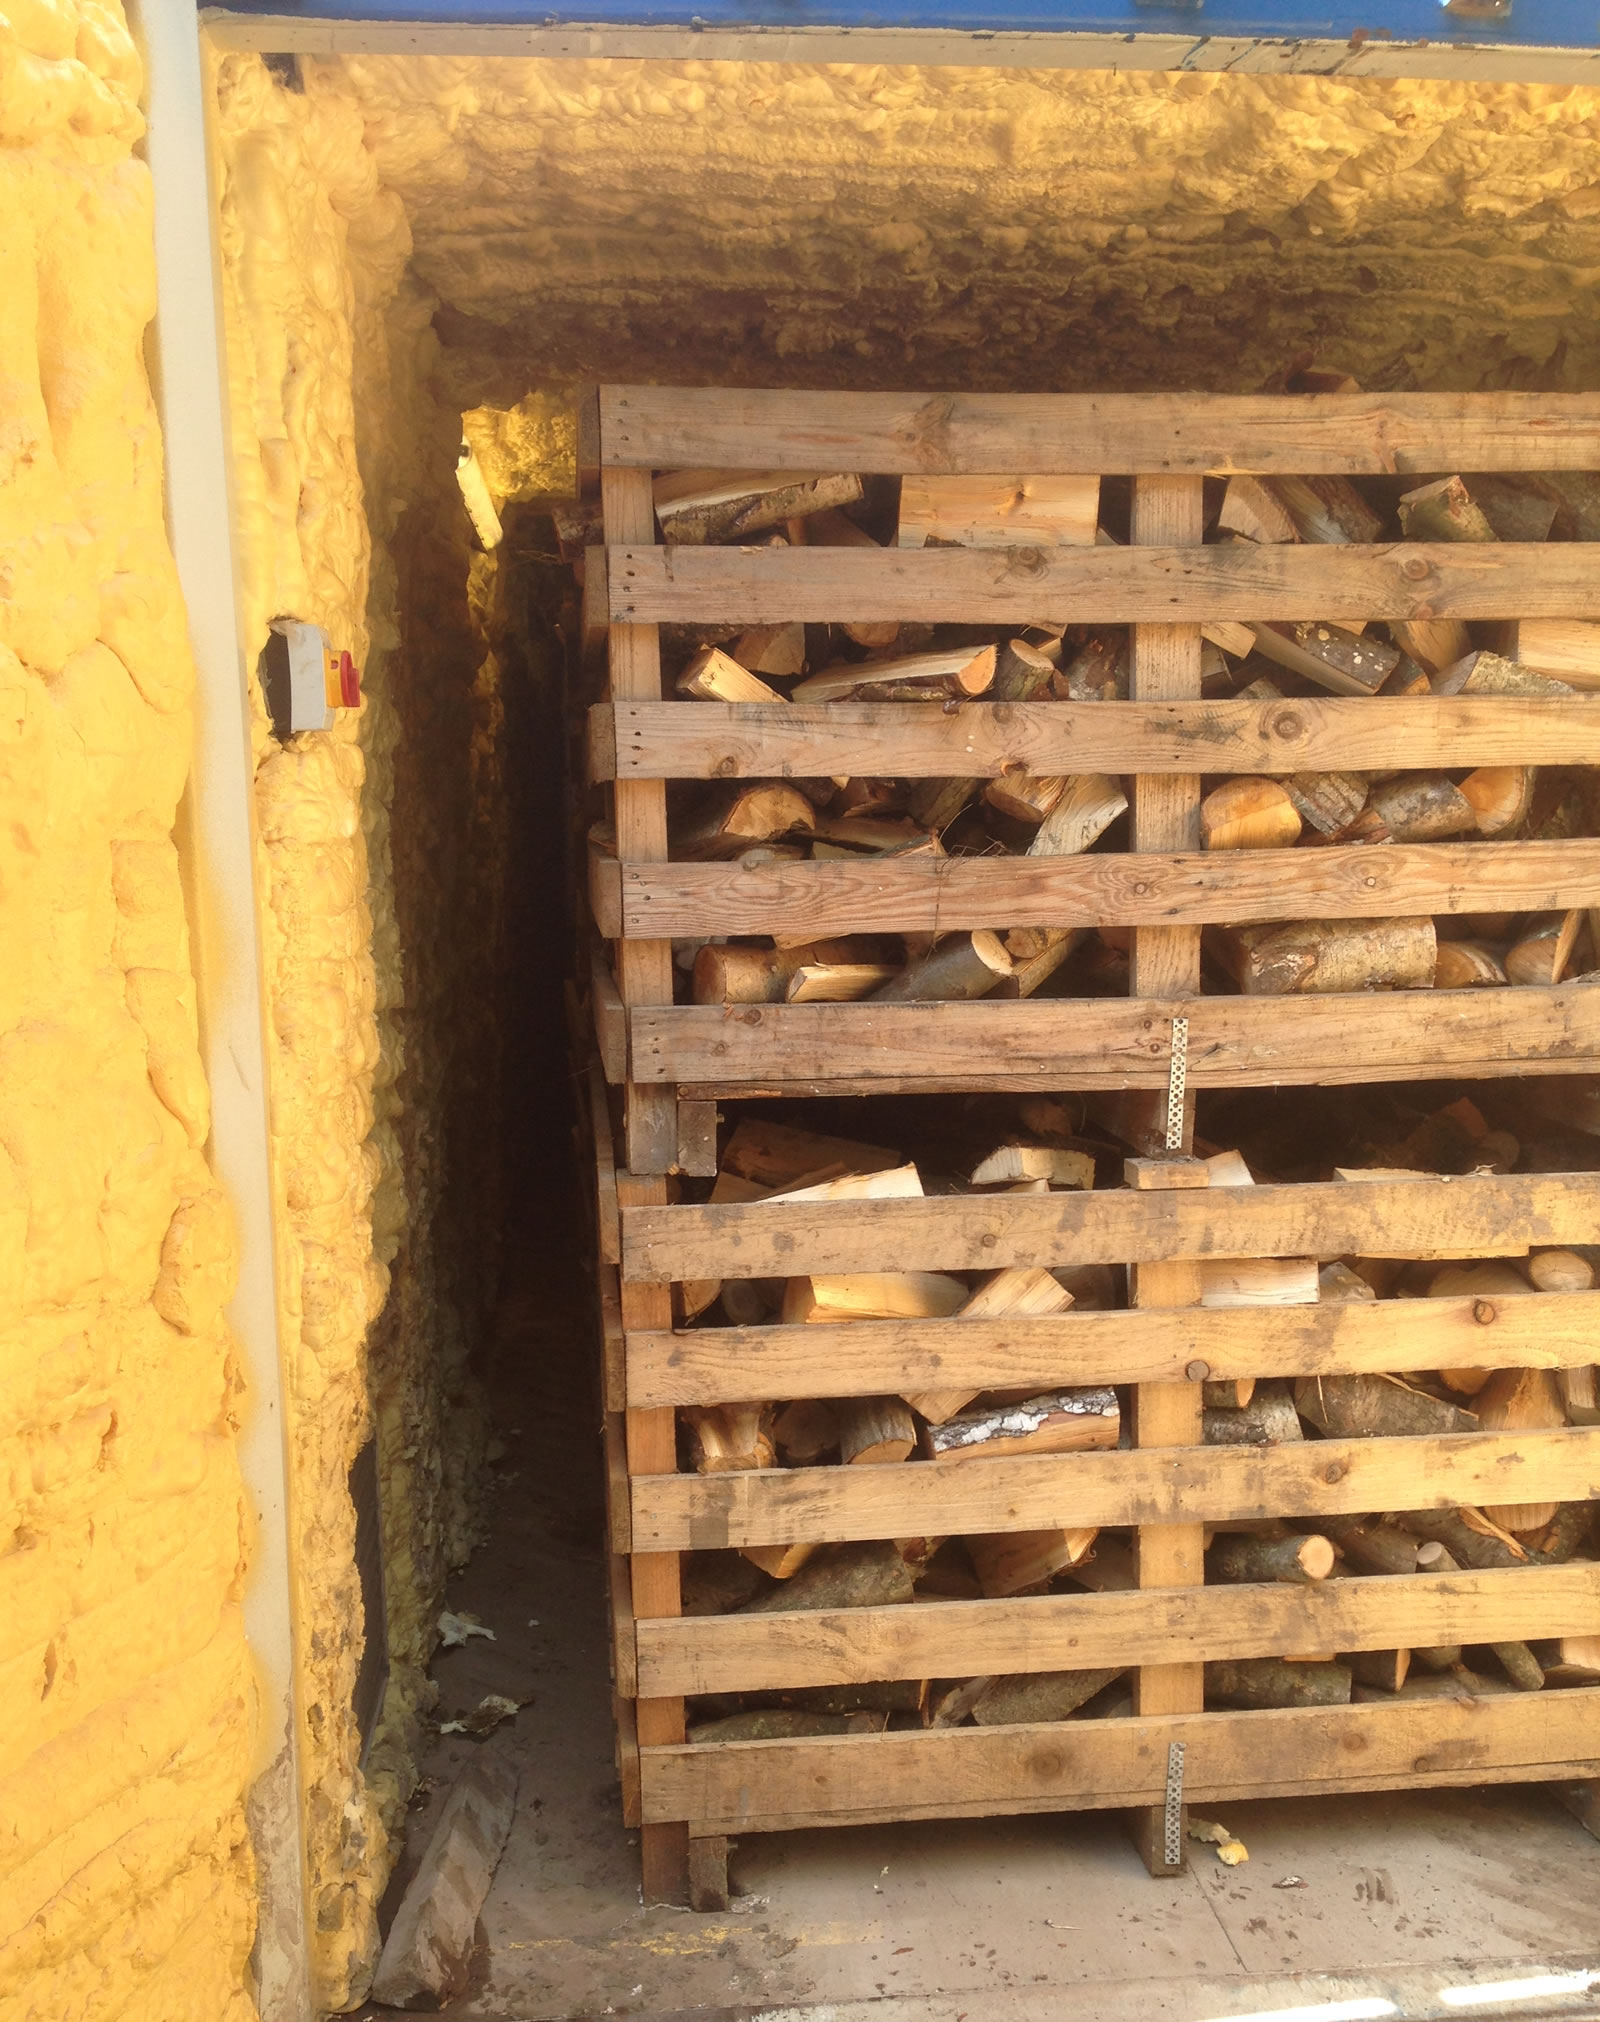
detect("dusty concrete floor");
top-left (354, 1227), bottom-right (1600, 2022)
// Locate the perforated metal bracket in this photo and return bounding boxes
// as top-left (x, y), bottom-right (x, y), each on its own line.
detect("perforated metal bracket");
top-left (1164, 1017), bottom-right (1189, 1152)
top-left (1163, 1742), bottom-right (1187, 1868)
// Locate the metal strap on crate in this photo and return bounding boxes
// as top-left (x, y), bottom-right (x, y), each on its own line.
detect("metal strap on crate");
top-left (1165, 1017), bottom-right (1189, 1153)
top-left (1164, 1743), bottom-right (1186, 1868)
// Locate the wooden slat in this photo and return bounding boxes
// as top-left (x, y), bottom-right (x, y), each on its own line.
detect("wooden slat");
top-left (590, 944), bottom-right (626, 1084)
top-left (628, 987), bottom-right (1600, 1092)
top-left (604, 467), bottom-right (678, 1175)
top-left (622, 1171), bottom-right (1600, 1283)
top-left (605, 696), bottom-right (1600, 781)
top-left (639, 1689), bottom-right (1600, 1831)
top-left (618, 837), bottom-right (1600, 940)
top-left (608, 541), bottom-right (1600, 627)
top-left (630, 1426), bottom-right (1600, 1553)
top-left (636, 1562), bottom-right (1600, 1697)
top-left (626, 1291), bottom-right (1600, 1408)
top-left (599, 387), bottom-right (1600, 477)
top-left (587, 1063), bottom-right (621, 1268)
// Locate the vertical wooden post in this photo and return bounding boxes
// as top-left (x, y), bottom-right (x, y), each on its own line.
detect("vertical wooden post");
top-left (618, 1168), bottom-right (689, 1902)
top-left (602, 465), bottom-right (678, 1175)
top-left (1125, 472), bottom-right (1208, 1876)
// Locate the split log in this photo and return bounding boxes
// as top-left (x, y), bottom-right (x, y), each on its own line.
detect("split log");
top-left (778, 1680), bottom-right (928, 1717)
top-left (1560, 1366), bottom-right (1600, 1425)
top-left (970, 1144), bottom-right (1095, 1190)
top-left (1283, 771), bottom-right (1368, 837)
top-left (1206, 1658), bottom-right (1353, 1710)
top-left (694, 936), bottom-right (891, 1005)
top-left (744, 1540), bottom-right (916, 1614)
top-left (923, 1386), bottom-right (1120, 1462)
top-left (655, 469), bottom-right (863, 545)
top-left (1318, 1261), bottom-right (1378, 1304)
top-left (793, 643), bottom-right (995, 705)
top-left (1249, 622), bottom-right (1398, 697)
top-left (1431, 651), bottom-right (1575, 699)
top-left (681, 1171), bottom-right (768, 1320)
top-left (1390, 618), bottom-right (1471, 676)
top-left (1266, 475), bottom-right (1383, 546)
top-left (766, 1164), bottom-right (923, 1205)
top-left (1427, 1261), bottom-right (1530, 1402)
top-left (1027, 774), bottom-right (1127, 858)
top-left (871, 931), bottom-right (1013, 1003)
top-left (993, 636), bottom-right (1063, 702)
top-left (906, 775), bottom-right (981, 834)
top-left (1506, 911), bottom-right (1583, 987)
top-left (1490, 1639), bottom-right (1547, 1692)
top-left (1203, 619), bottom-right (1257, 661)
top-left (1459, 765), bottom-right (1535, 838)
top-left (677, 645), bottom-right (789, 702)
top-left (1201, 779), bottom-right (1302, 851)
top-left (1496, 617), bottom-right (1600, 692)
top-left (1294, 1373), bottom-right (1478, 1439)
top-left (1542, 1635), bottom-right (1600, 1683)
top-left (1472, 474), bottom-right (1562, 543)
top-left (1204, 1379), bottom-right (1303, 1447)
top-left (1210, 1531), bottom-right (1336, 1585)
top-left (1365, 775), bottom-right (1477, 843)
top-left (1528, 1249), bottom-right (1595, 1293)
top-left (677, 782), bottom-right (814, 859)
top-left (1472, 1368), bottom-right (1566, 1532)
top-left (783, 1271), bottom-right (969, 1325)
top-left (723, 1119), bottom-right (901, 1186)
top-left (838, 1396), bottom-right (919, 1465)
top-left (1213, 917), bottom-right (1436, 996)
top-left (969, 1667), bottom-right (1124, 1726)
top-left (1397, 474), bottom-right (1496, 543)
top-left (799, 511), bottom-right (897, 648)
top-left (1433, 941), bottom-right (1508, 989)
top-left (929, 1675), bottom-right (995, 1726)
top-left (968, 1525), bottom-right (1099, 1599)
top-left (1217, 475), bottom-right (1299, 545)
top-left (738, 1542), bottom-right (818, 1580)
top-left (731, 620), bottom-right (808, 676)
top-left (1058, 633), bottom-right (1129, 701)
top-left (903, 1264), bottom-right (1077, 1422)
top-left (985, 772), bottom-right (1067, 825)
top-left (772, 1398), bottom-right (840, 1464)
top-left (896, 474), bottom-right (1100, 549)
top-left (1200, 1257), bottom-right (1319, 1308)
top-left (684, 1404), bottom-right (774, 1472)
top-left (785, 962), bottom-right (900, 1001)
top-left (995, 928), bottom-right (1084, 999)
top-left (1347, 1649), bottom-right (1411, 1693)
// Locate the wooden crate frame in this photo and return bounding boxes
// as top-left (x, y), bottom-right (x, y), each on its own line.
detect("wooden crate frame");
top-left (592, 384), bottom-right (1600, 1902)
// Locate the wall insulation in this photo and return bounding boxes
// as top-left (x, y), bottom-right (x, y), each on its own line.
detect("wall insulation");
top-left (0, 6), bottom-right (258, 2021)
top-left (316, 55), bottom-right (1600, 404)
top-left (210, 50), bottom-right (509, 2013)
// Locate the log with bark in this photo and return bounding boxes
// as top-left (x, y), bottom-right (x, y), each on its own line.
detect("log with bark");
top-left (1201, 779), bottom-right (1302, 851)
top-left (1249, 622), bottom-right (1398, 697)
top-left (694, 935), bottom-right (895, 1005)
top-left (1206, 1658), bottom-right (1353, 1709)
top-left (1211, 917), bottom-right (1437, 996)
top-left (1506, 911), bottom-right (1583, 987)
top-left (689, 1709), bottom-right (883, 1742)
top-left (968, 1667), bottom-right (1125, 1726)
top-left (684, 1403), bottom-right (775, 1472)
top-left (838, 1396), bottom-right (919, 1465)
top-left (994, 928), bottom-right (1085, 998)
top-left (1397, 474), bottom-right (1496, 544)
top-left (871, 931), bottom-right (1014, 1003)
top-left (772, 1398), bottom-right (840, 1464)
top-left (1347, 1648), bottom-right (1412, 1693)
top-left (1209, 1531), bottom-right (1336, 1585)
top-left (793, 643), bottom-right (996, 705)
top-left (1203, 1379), bottom-right (1303, 1447)
top-left (1266, 475), bottom-right (1384, 546)
top-left (1433, 941), bottom-right (1508, 989)
top-left (1318, 1516), bottom-right (1420, 1576)
top-left (655, 468), bottom-right (863, 544)
top-left (723, 1119), bottom-right (902, 1186)
top-left (923, 1386), bottom-right (1120, 1462)
top-left (1432, 650), bottom-right (1575, 698)
top-left (1365, 775), bottom-right (1477, 843)
top-left (1396, 1508), bottom-right (1529, 1571)
top-left (743, 1539), bottom-right (916, 1613)
top-left (1283, 771), bottom-right (1369, 837)
top-left (1459, 765), bottom-right (1535, 838)
top-left (1294, 1373), bottom-right (1478, 1439)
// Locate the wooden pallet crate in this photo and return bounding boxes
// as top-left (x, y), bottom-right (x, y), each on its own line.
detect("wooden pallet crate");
top-left (590, 383), bottom-right (1600, 1903)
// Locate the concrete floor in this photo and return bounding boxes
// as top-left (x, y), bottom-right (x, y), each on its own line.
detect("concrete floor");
top-left (355, 1241), bottom-right (1600, 2022)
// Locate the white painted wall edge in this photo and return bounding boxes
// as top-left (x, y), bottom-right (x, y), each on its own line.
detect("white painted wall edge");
top-left (134, 7), bottom-right (315, 2020)
top-left (199, 8), bottom-right (1600, 83)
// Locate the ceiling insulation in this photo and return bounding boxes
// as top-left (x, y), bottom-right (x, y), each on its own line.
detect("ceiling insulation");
top-left (304, 55), bottom-right (1600, 397)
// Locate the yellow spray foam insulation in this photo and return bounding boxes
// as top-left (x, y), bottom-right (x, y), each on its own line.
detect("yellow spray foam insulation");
top-left (316, 54), bottom-right (1600, 395)
top-left (0, 5), bottom-right (257, 2019)
top-left (461, 390), bottom-right (577, 507)
top-left (212, 50), bottom-right (500, 2008)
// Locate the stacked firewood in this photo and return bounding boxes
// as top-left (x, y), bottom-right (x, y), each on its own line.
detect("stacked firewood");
top-left (676, 1110), bottom-right (1600, 1743)
top-left (624, 460), bottom-right (1600, 1006)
